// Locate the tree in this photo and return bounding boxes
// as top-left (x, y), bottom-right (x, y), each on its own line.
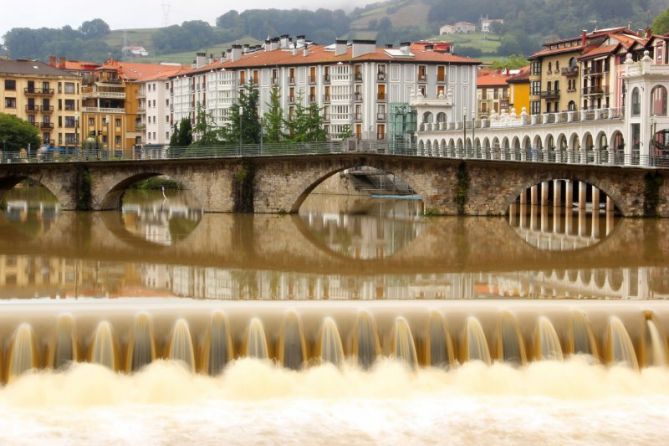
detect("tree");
top-left (79, 19), bottom-right (110, 38)
top-left (262, 85), bottom-right (284, 143)
top-left (170, 118), bottom-right (192, 147)
top-left (490, 54), bottom-right (529, 70)
top-left (653, 8), bottom-right (669, 35)
top-left (284, 93), bottom-right (327, 143)
top-left (0, 113), bottom-right (40, 153)
top-left (222, 83), bottom-right (261, 145)
top-left (192, 103), bottom-right (222, 146)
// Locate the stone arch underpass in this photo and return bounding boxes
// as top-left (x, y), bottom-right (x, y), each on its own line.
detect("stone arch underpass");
top-left (0, 155), bottom-right (667, 217)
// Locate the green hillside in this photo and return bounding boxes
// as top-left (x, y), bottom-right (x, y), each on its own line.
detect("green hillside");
top-left (351, 0), bottom-right (430, 30)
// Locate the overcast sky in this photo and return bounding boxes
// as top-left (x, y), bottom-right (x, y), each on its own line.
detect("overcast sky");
top-left (1, 0), bottom-right (376, 40)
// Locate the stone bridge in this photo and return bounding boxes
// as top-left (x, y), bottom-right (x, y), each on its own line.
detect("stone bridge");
top-left (0, 154), bottom-right (668, 216)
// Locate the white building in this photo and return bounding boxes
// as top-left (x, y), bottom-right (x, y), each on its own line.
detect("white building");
top-left (167, 37), bottom-right (479, 142)
top-left (480, 18), bottom-right (504, 34)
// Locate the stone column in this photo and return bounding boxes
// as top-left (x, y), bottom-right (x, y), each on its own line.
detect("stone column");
top-left (509, 203), bottom-right (517, 226)
top-left (531, 185), bottom-right (538, 206)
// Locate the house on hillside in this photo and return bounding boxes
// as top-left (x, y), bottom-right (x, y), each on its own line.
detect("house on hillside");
top-left (122, 46), bottom-right (149, 58)
top-left (480, 18), bottom-right (504, 34)
top-left (440, 22), bottom-right (476, 35)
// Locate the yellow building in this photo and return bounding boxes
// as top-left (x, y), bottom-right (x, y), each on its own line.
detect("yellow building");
top-left (0, 59), bottom-right (82, 149)
top-left (507, 66), bottom-right (530, 114)
top-left (528, 37), bottom-right (583, 115)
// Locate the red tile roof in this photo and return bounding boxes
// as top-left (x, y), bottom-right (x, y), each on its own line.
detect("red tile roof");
top-left (578, 44), bottom-right (620, 60)
top-left (477, 71), bottom-right (511, 87)
top-left (100, 59), bottom-right (189, 81)
top-left (175, 42), bottom-right (479, 77)
top-left (506, 66), bottom-right (530, 83)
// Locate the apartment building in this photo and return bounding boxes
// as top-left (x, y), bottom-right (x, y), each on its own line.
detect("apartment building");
top-left (506, 66), bottom-right (530, 114)
top-left (169, 38), bottom-right (479, 142)
top-left (0, 59), bottom-right (82, 149)
top-left (141, 68), bottom-right (184, 146)
top-left (51, 58), bottom-right (185, 155)
top-left (476, 70), bottom-right (511, 118)
top-left (528, 27), bottom-right (669, 115)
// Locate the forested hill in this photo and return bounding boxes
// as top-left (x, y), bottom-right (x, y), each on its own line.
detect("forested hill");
top-left (2, 0), bottom-right (668, 63)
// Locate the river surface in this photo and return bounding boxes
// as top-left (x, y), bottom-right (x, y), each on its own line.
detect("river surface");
top-left (0, 184), bottom-right (668, 445)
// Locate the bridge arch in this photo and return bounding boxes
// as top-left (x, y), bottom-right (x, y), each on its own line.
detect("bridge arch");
top-left (97, 172), bottom-right (202, 211)
top-left (0, 174), bottom-right (75, 210)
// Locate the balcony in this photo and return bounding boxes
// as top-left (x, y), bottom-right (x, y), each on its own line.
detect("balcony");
top-left (561, 66), bottom-right (579, 77)
top-left (82, 106), bottom-right (125, 114)
top-left (540, 89), bottom-right (560, 99)
top-left (418, 73), bottom-right (427, 82)
top-left (582, 85), bottom-right (609, 95)
top-left (82, 86), bottom-right (126, 99)
top-left (24, 88), bottom-right (54, 96)
top-left (309, 76), bottom-right (316, 84)
top-left (289, 77), bottom-right (296, 85)
top-left (354, 92), bottom-right (363, 102)
top-left (354, 113), bottom-right (362, 122)
top-left (25, 105), bottom-right (40, 112)
top-left (354, 72), bottom-right (362, 82)
top-left (323, 95), bottom-right (331, 103)
top-left (33, 122), bottom-right (53, 129)
top-left (323, 74), bottom-right (330, 83)
top-left (377, 72), bottom-right (386, 82)
top-left (376, 113), bottom-right (386, 121)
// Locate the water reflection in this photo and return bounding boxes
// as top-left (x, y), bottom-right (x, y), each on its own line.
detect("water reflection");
top-left (299, 195), bottom-right (424, 259)
top-left (0, 185), bottom-right (667, 300)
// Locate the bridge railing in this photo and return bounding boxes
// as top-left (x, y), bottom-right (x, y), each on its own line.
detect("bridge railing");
top-left (2, 139), bottom-right (668, 169)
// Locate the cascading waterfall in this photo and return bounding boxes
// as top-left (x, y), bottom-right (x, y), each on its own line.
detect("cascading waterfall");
top-left (496, 312), bottom-right (526, 364)
top-left (606, 316), bottom-right (639, 369)
top-left (206, 312), bottom-right (232, 376)
top-left (462, 317), bottom-right (491, 364)
top-left (643, 318), bottom-right (668, 367)
top-left (128, 313), bottom-right (156, 371)
top-left (393, 317), bottom-right (417, 369)
top-left (319, 317), bottom-right (344, 366)
top-left (0, 307), bottom-right (665, 380)
top-left (52, 314), bottom-right (77, 369)
top-left (278, 312), bottom-right (306, 370)
top-left (353, 311), bottom-right (380, 369)
top-left (8, 323), bottom-right (35, 381)
top-left (534, 316), bottom-right (563, 361)
top-left (246, 318), bottom-right (269, 359)
top-left (568, 311), bottom-right (598, 358)
top-left (169, 318), bottom-right (195, 372)
top-left (91, 321), bottom-right (116, 370)
top-left (426, 312), bottom-right (454, 367)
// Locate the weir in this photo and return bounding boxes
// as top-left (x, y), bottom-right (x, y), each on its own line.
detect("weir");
top-left (0, 300), bottom-right (666, 381)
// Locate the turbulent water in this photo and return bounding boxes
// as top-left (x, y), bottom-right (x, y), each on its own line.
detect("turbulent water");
top-left (0, 358), bottom-right (668, 445)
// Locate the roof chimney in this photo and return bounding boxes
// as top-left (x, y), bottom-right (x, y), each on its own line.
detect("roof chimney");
top-left (335, 39), bottom-right (348, 56)
top-left (303, 43), bottom-right (310, 56)
top-left (400, 41), bottom-right (411, 54)
top-left (296, 35), bottom-right (306, 48)
top-left (280, 34), bottom-right (290, 49)
top-left (265, 38), bottom-right (271, 51)
top-left (581, 30), bottom-right (587, 47)
top-left (292, 43), bottom-right (297, 56)
top-left (48, 56), bottom-right (56, 67)
top-left (195, 52), bottom-right (207, 68)
top-left (231, 45), bottom-right (242, 62)
top-left (352, 39), bottom-right (376, 58)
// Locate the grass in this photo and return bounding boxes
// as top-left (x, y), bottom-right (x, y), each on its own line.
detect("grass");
top-left (351, 0), bottom-right (429, 30)
top-left (434, 32), bottom-right (501, 54)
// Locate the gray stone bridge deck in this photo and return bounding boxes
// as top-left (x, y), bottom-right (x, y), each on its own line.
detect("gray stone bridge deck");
top-left (0, 153), bottom-right (668, 217)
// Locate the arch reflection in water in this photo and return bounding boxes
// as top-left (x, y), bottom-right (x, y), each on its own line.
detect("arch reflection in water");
top-left (508, 179), bottom-right (616, 252)
top-left (299, 195), bottom-right (424, 260)
top-left (121, 189), bottom-right (203, 247)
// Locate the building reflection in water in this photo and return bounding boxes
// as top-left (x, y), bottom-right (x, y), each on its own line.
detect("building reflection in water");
top-left (0, 185), bottom-right (667, 301)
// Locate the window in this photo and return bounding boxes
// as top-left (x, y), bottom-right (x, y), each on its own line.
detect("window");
top-left (115, 118), bottom-right (122, 128)
top-left (377, 84), bottom-right (385, 100)
top-left (4, 97), bottom-right (16, 108)
top-left (376, 124), bottom-right (385, 140)
top-left (631, 87), bottom-right (640, 116)
top-left (651, 85), bottom-right (667, 116)
top-left (531, 81), bottom-right (541, 95)
top-left (531, 60), bottom-right (541, 75)
top-left (64, 82), bottom-right (75, 94)
top-left (65, 99), bottom-right (75, 111)
top-left (4, 79), bottom-right (16, 91)
top-left (65, 116), bottom-right (76, 128)
top-left (437, 66), bottom-right (445, 82)
top-left (418, 65), bottom-right (427, 81)
top-left (555, 60), bottom-right (560, 71)
top-left (88, 117), bottom-right (95, 126)
top-left (548, 62), bottom-right (552, 73)
top-left (530, 100), bottom-right (540, 114)
top-left (115, 135), bottom-right (122, 146)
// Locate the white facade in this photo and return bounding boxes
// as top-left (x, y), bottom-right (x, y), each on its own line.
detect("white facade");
top-left (141, 78), bottom-right (173, 145)
top-left (166, 40), bottom-right (479, 142)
